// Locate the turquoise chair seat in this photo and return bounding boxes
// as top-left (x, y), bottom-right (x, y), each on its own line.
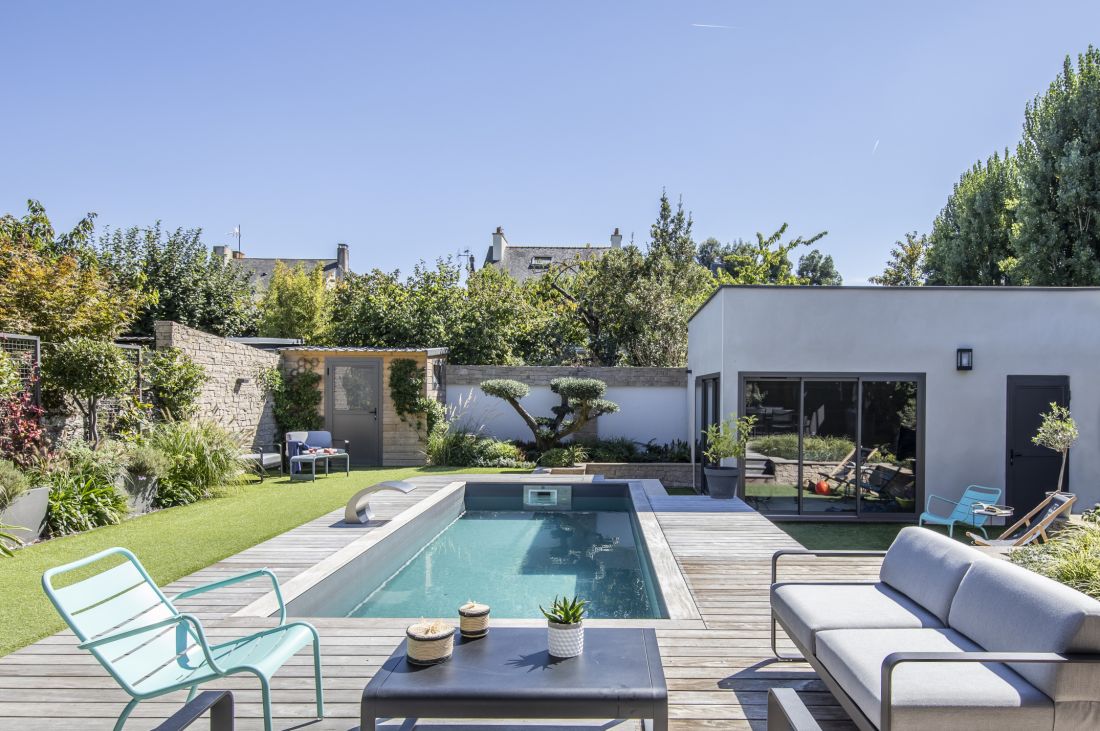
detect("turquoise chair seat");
top-left (919, 484), bottom-right (1002, 538)
top-left (42, 547), bottom-right (323, 731)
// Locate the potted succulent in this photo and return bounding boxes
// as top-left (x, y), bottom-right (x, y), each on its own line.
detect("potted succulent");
top-left (0, 460), bottom-right (48, 546)
top-left (541, 595), bottom-right (587, 659)
top-left (123, 443), bottom-right (168, 515)
top-left (702, 415), bottom-right (757, 500)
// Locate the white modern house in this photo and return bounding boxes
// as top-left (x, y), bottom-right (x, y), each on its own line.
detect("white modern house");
top-left (687, 286), bottom-right (1099, 521)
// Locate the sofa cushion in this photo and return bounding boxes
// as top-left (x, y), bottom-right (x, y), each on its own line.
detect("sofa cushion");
top-left (816, 627), bottom-right (1053, 731)
top-left (949, 558), bottom-right (1100, 709)
top-left (879, 526), bottom-right (985, 622)
top-left (772, 582), bottom-right (942, 654)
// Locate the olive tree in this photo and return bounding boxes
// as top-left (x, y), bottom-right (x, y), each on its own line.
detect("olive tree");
top-left (480, 377), bottom-right (619, 451)
top-left (44, 338), bottom-right (135, 447)
top-left (1032, 403), bottom-right (1078, 493)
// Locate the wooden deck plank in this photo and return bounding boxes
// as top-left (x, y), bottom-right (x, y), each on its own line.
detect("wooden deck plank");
top-left (0, 474), bottom-right (879, 730)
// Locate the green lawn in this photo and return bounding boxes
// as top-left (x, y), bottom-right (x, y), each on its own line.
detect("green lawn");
top-left (774, 521), bottom-right (963, 550)
top-left (0, 466), bottom-right (516, 656)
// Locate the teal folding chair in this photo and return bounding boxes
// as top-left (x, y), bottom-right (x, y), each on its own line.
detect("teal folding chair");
top-left (42, 547), bottom-right (323, 731)
top-left (918, 484), bottom-right (1002, 537)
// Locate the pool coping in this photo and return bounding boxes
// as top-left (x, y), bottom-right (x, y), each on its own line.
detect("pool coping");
top-left (235, 475), bottom-right (701, 622)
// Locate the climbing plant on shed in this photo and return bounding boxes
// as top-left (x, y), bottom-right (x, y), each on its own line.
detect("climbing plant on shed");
top-left (389, 358), bottom-right (442, 437)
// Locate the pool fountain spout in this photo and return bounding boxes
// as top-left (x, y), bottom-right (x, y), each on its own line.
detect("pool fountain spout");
top-left (344, 481), bottom-right (417, 524)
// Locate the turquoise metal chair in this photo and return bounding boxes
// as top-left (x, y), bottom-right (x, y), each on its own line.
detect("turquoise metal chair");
top-left (918, 484), bottom-right (1002, 537)
top-left (42, 547), bottom-right (323, 731)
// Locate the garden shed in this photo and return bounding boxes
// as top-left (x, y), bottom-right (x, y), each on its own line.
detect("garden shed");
top-left (279, 346), bottom-right (448, 467)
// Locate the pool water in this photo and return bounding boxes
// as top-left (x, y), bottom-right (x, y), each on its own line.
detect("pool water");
top-left (347, 509), bottom-right (663, 619)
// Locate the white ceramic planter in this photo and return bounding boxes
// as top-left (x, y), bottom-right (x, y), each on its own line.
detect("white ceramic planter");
top-left (547, 620), bottom-right (584, 658)
top-left (0, 486), bottom-right (49, 546)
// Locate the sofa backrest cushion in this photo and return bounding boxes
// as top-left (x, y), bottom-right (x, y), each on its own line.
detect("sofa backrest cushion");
top-left (949, 558), bottom-right (1100, 702)
top-left (879, 526), bottom-right (984, 622)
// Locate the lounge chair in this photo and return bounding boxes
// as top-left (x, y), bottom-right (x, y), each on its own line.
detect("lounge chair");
top-left (919, 484), bottom-right (1002, 538)
top-left (241, 442), bottom-right (283, 482)
top-left (967, 491), bottom-right (1076, 547)
top-left (814, 446), bottom-right (878, 498)
top-left (42, 547), bottom-right (324, 731)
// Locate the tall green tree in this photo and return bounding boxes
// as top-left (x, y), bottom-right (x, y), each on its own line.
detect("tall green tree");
top-left (98, 224), bottom-right (257, 337)
top-left (648, 191), bottom-right (697, 267)
top-left (1013, 47), bottom-right (1100, 285)
top-left (869, 232), bottom-right (930, 286)
top-left (257, 262), bottom-right (332, 344)
top-left (797, 249), bottom-right (843, 285)
top-left (715, 224), bottom-right (827, 284)
top-left (926, 151), bottom-right (1020, 285)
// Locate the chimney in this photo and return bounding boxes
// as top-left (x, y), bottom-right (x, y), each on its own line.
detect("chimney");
top-left (610, 227), bottom-right (622, 248)
top-left (232, 250), bottom-right (245, 260)
top-left (212, 245), bottom-right (230, 260)
top-left (336, 242), bottom-right (350, 274)
top-left (491, 226), bottom-right (507, 262)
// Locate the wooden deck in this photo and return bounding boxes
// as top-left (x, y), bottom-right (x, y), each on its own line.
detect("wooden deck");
top-left (0, 475), bottom-right (882, 730)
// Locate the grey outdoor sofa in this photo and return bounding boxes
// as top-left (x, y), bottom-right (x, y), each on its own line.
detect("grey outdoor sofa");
top-left (770, 526), bottom-right (1100, 731)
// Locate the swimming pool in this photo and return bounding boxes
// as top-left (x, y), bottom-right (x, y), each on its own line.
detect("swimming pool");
top-left (279, 480), bottom-right (683, 620)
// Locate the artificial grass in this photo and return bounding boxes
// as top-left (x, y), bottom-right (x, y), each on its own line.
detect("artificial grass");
top-left (0, 466), bottom-right (515, 656)
top-left (774, 520), bottom-right (962, 550)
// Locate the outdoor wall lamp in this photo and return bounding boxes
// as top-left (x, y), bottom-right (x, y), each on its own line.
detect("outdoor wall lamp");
top-left (956, 348), bottom-right (973, 371)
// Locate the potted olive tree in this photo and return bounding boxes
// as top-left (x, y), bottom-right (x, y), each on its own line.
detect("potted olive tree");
top-left (541, 595), bottom-right (587, 658)
top-left (123, 443), bottom-right (168, 514)
top-left (702, 415), bottom-right (757, 500)
top-left (1033, 403), bottom-right (1078, 493)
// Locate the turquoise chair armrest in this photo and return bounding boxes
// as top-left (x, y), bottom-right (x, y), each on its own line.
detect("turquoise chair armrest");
top-left (80, 613), bottom-right (228, 677)
top-left (173, 569), bottom-right (287, 625)
top-left (924, 493), bottom-right (960, 515)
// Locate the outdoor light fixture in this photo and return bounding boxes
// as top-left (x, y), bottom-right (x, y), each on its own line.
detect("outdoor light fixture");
top-left (956, 348), bottom-right (973, 371)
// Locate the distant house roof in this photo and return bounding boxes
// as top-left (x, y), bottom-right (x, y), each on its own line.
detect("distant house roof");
top-left (235, 257), bottom-right (342, 285)
top-left (278, 345), bottom-right (449, 357)
top-left (485, 243), bottom-right (613, 282)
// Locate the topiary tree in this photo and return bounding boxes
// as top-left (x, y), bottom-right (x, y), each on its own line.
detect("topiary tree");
top-left (1033, 403), bottom-right (1078, 493)
top-left (146, 347), bottom-right (206, 420)
top-left (480, 377), bottom-right (619, 451)
top-left (43, 338), bottom-right (135, 447)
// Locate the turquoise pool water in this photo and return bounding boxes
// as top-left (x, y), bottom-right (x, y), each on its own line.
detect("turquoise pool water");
top-left (347, 509), bottom-right (664, 619)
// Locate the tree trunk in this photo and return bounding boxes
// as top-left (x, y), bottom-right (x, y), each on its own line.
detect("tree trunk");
top-left (1057, 450), bottom-right (1067, 492)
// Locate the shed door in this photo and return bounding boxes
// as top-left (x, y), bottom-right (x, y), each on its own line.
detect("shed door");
top-left (1006, 375), bottom-right (1069, 514)
top-left (326, 359), bottom-right (382, 466)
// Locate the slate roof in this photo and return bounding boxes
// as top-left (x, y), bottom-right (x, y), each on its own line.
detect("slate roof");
top-left (233, 258), bottom-right (344, 288)
top-left (484, 243), bottom-right (613, 282)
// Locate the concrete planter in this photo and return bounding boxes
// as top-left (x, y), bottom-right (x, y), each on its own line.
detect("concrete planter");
top-left (703, 466), bottom-right (740, 499)
top-left (0, 486), bottom-right (49, 545)
top-left (547, 620), bottom-right (584, 658)
top-left (123, 472), bottom-right (159, 515)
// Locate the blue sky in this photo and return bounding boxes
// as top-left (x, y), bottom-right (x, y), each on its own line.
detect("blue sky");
top-left (3, 2), bottom-right (1098, 283)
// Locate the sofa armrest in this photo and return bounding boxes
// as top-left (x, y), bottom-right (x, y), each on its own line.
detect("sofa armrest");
top-left (771, 549), bottom-right (887, 584)
top-left (880, 651), bottom-right (1100, 731)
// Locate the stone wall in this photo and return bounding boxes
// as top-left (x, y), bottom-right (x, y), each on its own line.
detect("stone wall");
top-left (154, 321), bottom-right (278, 448)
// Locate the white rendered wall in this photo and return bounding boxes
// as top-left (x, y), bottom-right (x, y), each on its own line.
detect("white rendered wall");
top-left (687, 286), bottom-right (1100, 509)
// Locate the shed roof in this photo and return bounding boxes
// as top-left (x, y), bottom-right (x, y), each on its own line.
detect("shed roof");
top-left (278, 345), bottom-right (449, 357)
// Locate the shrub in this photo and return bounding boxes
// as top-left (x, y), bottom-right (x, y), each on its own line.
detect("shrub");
top-left (480, 377), bottom-right (619, 451)
top-left (0, 460), bottom-right (29, 512)
top-left (146, 347), bottom-right (206, 420)
top-left (259, 368), bottom-right (323, 433)
top-left (539, 444), bottom-right (588, 468)
top-left (45, 471), bottom-right (128, 537)
top-left (578, 438), bottom-right (692, 464)
top-left (426, 423), bottom-right (530, 468)
top-left (125, 441), bottom-right (169, 478)
top-left (0, 391), bottom-right (47, 469)
top-left (62, 439), bottom-right (127, 485)
top-left (749, 434), bottom-right (855, 462)
top-left (148, 420), bottom-right (243, 507)
top-left (0, 352), bottom-right (21, 400)
top-left (1010, 523), bottom-right (1100, 600)
top-left (42, 337), bottom-right (135, 446)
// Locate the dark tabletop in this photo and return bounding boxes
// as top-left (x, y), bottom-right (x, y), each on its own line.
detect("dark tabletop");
top-left (362, 627), bottom-right (667, 720)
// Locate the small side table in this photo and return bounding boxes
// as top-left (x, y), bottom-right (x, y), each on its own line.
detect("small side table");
top-left (290, 451), bottom-right (350, 481)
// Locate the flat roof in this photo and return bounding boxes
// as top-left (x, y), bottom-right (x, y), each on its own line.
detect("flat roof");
top-left (689, 284), bottom-right (1100, 322)
top-left (278, 345), bottom-right (449, 356)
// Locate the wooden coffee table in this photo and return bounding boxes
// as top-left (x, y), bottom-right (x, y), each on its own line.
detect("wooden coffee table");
top-left (361, 627), bottom-right (668, 730)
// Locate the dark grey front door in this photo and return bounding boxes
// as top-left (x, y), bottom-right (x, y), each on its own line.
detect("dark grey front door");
top-left (326, 359), bottom-right (382, 466)
top-left (1006, 375), bottom-right (1069, 514)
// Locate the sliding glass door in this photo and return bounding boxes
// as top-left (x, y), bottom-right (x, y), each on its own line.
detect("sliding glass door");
top-left (742, 375), bottom-right (921, 519)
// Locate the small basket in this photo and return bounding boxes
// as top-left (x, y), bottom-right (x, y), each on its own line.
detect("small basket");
top-left (458, 602), bottom-right (491, 639)
top-left (406, 621), bottom-right (456, 666)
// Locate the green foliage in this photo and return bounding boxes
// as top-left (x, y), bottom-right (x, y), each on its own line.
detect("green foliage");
top-left (540, 594), bottom-right (587, 625)
top-left (579, 437), bottom-right (691, 464)
top-left (480, 377), bottom-right (619, 451)
top-left (0, 201), bottom-right (148, 341)
top-left (148, 420), bottom-right (243, 507)
top-left (1014, 47), bottom-right (1100, 285)
top-left (257, 262), bottom-right (332, 344)
top-left (1010, 523), bottom-right (1100, 600)
top-left (43, 338), bottom-right (136, 447)
top-left (97, 224), bottom-right (257, 337)
top-left (44, 466), bottom-right (128, 538)
top-left (538, 444), bottom-right (588, 467)
top-left (710, 224), bottom-right (827, 285)
top-left (1032, 402), bottom-right (1078, 492)
top-left (702, 415), bottom-right (757, 463)
top-left (146, 347), bottom-right (206, 420)
top-left (259, 368), bottom-right (324, 433)
top-left (797, 249), bottom-right (843, 286)
top-left (0, 460), bottom-right (30, 512)
top-left (61, 440), bottom-right (127, 485)
top-left (0, 352), bottom-right (21, 400)
top-left (869, 232), bottom-right (930, 286)
top-left (926, 151), bottom-right (1020, 285)
top-left (388, 358), bottom-right (441, 437)
top-left (749, 434), bottom-right (855, 462)
top-left (125, 441), bottom-right (169, 478)
top-left (425, 423), bottom-right (530, 468)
